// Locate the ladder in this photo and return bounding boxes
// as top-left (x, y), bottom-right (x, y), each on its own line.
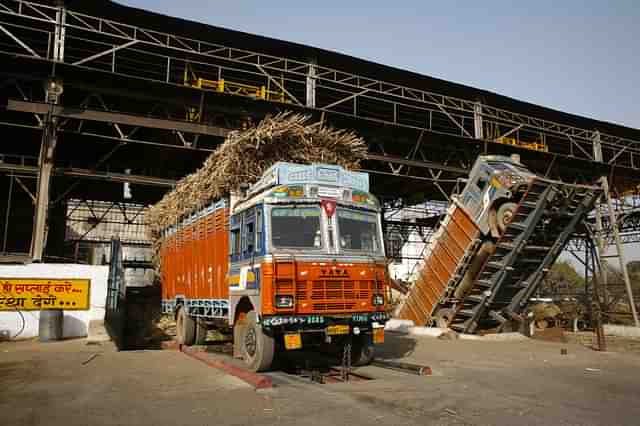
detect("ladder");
top-left (593, 177), bottom-right (640, 327)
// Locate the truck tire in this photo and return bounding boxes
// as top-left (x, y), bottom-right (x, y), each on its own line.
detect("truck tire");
top-left (241, 311), bottom-right (274, 372)
top-left (433, 308), bottom-right (455, 329)
top-left (176, 306), bottom-right (195, 346)
top-left (351, 334), bottom-right (375, 366)
top-left (495, 202), bottom-right (517, 234)
top-left (194, 318), bottom-right (208, 345)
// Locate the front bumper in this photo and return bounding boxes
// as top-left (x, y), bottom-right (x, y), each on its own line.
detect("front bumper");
top-left (261, 311), bottom-right (389, 332)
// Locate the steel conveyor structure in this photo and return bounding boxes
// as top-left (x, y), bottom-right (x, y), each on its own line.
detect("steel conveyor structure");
top-left (396, 157), bottom-right (602, 333)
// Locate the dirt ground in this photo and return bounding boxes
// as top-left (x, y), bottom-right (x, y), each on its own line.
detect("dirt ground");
top-left (1, 333), bottom-right (639, 426)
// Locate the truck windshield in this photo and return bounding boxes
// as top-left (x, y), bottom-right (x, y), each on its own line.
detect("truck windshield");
top-left (337, 209), bottom-right (381, 254)
top-left (271, 206), bottom-right (322, 249)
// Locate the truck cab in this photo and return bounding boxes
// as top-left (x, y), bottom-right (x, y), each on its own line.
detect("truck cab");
top-left (227, 163), bottom-right (389, 370)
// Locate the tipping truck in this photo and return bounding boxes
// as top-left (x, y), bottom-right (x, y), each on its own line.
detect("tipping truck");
top-left (396, 155), bottom-right (601, 333)
top-left (159, 162), bottom-right (389, 371)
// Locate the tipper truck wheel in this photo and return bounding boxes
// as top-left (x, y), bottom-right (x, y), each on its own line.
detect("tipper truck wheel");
top-left (494, 202), bottom-right (517, 235)
top-left (240, 311), bottom-right (274, 372)
top-left (176, 306), bottom-right (195, 346)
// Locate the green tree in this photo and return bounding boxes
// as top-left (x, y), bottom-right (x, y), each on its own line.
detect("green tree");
top-left (550, 260), bottom-right (584, 287)
top-left (540, 260), bottom-right (584, 296)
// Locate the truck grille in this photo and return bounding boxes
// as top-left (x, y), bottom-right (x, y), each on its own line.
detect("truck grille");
top-left (276, 279), bottom-right (381, 313)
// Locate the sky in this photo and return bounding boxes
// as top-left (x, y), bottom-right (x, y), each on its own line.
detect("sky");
top-left (119, 0), bottom-right (640, 129)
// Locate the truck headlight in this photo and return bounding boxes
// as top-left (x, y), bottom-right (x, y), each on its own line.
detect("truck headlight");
top-left (372, 294), bottom-right (384, 306)
top-left (275, 295), bottom-right (294, 308)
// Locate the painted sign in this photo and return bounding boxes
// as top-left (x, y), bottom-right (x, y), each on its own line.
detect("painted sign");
top-left (0, 278), bottom-right (90, 310)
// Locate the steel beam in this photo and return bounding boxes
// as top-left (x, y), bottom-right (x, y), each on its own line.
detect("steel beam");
top-left (6, 99), bottom-right (230, 138)
top-left (0, 161), bottom-right (175, 187)
top-left (363, 153), bottom-right (467, 175)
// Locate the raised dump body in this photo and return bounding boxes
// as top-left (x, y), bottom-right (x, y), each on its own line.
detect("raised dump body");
top-left (398, 202), bottom-right (480, 325)
top-left (160, 162), bottom-right (389, 371)
top-left (396, 155), bottom-right (602, 333)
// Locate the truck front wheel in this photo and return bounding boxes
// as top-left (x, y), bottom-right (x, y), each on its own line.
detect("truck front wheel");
top-left (351, 334), bottom-right (375, 366)
top-left (176, 306), bottom-right (195, 345)
top-left (240, 311), bottom-right (275, 372)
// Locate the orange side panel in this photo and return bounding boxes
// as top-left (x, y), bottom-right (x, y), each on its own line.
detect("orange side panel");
top-left (397, 204), bottom-right (480, 325)
top-left (160, 205), bottom-right (230, 301)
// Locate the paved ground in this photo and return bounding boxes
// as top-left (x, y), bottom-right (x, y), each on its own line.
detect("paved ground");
top-left (2, 333), bottom-right (639, 426)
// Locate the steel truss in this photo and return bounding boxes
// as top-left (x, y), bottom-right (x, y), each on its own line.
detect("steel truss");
top-left (1, 0), bottom-right (639, 171)
top-left (65, 199), bottom-right (150, 245)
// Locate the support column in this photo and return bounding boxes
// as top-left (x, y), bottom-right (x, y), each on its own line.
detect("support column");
top-left (2, 175), bottom-right (14, 253)
top-left (30, 2), bottom-right (65, 261)
top-left (30, 80), bottom-right (63, 261)
top-left (473, 102), bottom-right (483, 140)
top-left (306, 62), bottom-right (317, 109)
top-left (593, 131), bottom-right (640, 326)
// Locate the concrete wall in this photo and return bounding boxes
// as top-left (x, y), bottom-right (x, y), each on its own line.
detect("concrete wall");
top-left (0, 264), bottom-right (109, 340)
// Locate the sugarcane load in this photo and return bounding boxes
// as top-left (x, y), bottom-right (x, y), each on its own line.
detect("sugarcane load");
top-left (148, 113), bottom-right (389, 371)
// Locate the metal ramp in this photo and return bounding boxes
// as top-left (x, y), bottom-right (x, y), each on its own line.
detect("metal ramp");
top-left (446, 179), bottom-right (602, 333)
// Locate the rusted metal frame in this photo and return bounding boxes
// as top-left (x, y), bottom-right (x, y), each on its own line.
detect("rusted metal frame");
top-left (72, 39), bottom-right (138, 66)
top-left (320, 88), bottom-right (369, 111)
top-left (74, 201), bottom-right (117, 244)
top-left (568, 135), bottom-right (594, 160)
top-left (0, 0), bottom-right (57, 23)
top-left (64, 10), bottom-right (98, 32)
top-left (6, 99), bottom-right (230, 138)
top-left (364, 152), bottom-right (467, 175)
top-left (5, 0), bottom-right (640, 160)
top-left (13, 175), bottom-right (35, 204)
top-left (544, 154), bottom-right (557, 178)
top-left (254, 64), bottom-right (303, 106)
top-left (493, 123), bottom-right (523, 141)
top-left (0, 160), bottom-right (176, 187)
top-left (428, 169), bottom-right (450, 201)
top-left (608, 143), bottom-right (631, 165)
top-left (64, 33), bottom-right (639, 165)
top-left (0, 22), bottom-right (42, 57)
top-left (10, 79), bottom-right (44, 126)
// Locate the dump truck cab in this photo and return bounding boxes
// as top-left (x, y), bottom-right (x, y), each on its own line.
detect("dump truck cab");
top-left (459, 155), bottom-right (536, 237)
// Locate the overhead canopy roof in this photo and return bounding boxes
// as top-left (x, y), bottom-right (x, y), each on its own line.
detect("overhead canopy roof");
top-left (54, 0), bottom-right (640, 143)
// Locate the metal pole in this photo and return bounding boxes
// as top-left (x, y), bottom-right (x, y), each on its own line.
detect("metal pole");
top-left (473, 102), bottom-right (483, 140)
top-left (590, 241), bottom-right (607, 351)
top-left (306, 62), bottom-right (317, 108)
top-left (601, 176), bottom-right (640, 326)
top-left (2, 175), bottom-right (14, 253)
top-left (30, 102), bottom-right (59, 261)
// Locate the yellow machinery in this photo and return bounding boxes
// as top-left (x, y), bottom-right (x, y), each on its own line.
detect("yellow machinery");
top-left (495, 135), bottom-right (548, 152)
top-left (485, 123), bottom-right (548, 152)
top-left (183, 63), bottom-right (287, 122)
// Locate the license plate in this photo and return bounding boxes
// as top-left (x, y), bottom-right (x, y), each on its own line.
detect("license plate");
top-left (284, 333), bottom-right (302, 350)
top-left (326, 324), bottom-right (350, 336)
top-left (373, 328), bottom-right (385, 344)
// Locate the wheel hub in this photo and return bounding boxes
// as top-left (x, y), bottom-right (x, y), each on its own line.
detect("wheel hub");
top-left (244, 328), bottom-right (257, 357)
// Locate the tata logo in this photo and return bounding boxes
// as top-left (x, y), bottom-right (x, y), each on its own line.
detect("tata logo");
top-left (320, 268), bottom-right (349, 277)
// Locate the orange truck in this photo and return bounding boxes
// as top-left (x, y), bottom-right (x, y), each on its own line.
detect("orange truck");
top-left (159, 162), bottom-right (389, 371)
